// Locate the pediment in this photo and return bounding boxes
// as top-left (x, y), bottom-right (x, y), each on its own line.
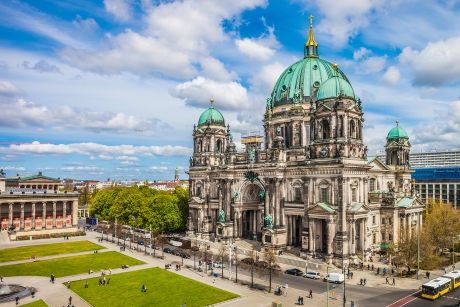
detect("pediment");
top-left (189, 196), bottom-right (205, 204)
top-left (308, 202), bottom-right (335, 214)
top-left (368, 157), bottom-right (390, 171)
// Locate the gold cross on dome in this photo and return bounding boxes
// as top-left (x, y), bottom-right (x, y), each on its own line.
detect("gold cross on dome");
top-left (309, 14), bottom-right (314, 27)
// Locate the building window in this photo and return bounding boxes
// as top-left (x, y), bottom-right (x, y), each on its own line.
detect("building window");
top-left (369, 179), bottom-right (376, 192)
top-left (382, 218), bottom-right (385, 225)
top-left (372, 216), bottom-right (376, 225)
top-left (196, 186), bottom-right (202, 197)
top-left (389, 234), bottom-right (393, 241)
top-left (351, 188), bottom-right (357, 202)
top-left (320, 188), bottom-right (329, 203)
top-left (389, 217), bottom-right (392, 224)
top-left (294, 187), bottom-right (302, 202)
top-left (373, 233), bottom-right (376, 244)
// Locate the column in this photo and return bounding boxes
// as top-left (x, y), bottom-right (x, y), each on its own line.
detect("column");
top-left (327, 218), bottom-right (334, 255)
top-left (274, 180), bottom-right (280, 226)
top-left (419, 213), bottom-right (423, 229)
top-left (280, 197), bottom-right (286, 226)
top-left (308, 220), bottom-right (314, 252)
top-left (42, 202), bottom-right (46, 228)
top-left (52, 201), bottom-right (57, 228)
top-left (363, 179), bottom-right (368, 206)
top-left (407, 214), bottom-right (412, 238)
top-left (8, 203), bottom-right (13, 226)
top-left (252, 210), bottom-right (257, 239)
top-left (31, 203), bottom-right (36, 229)
top-left (360, 219), bottom-right (365, 252)
top-left (233, 211), bottom-right (238, 237)
top-left (63, 202), bottom-right (67, 227)
top-left (72, 200), bottom-right (78, 226)
top-left (350, 219), bottom-right (356, 254)
top-left (20, 203), bottom-right (24, 230)
top-left (287, 216), bottom-right (292, 246)
top-left (225, 180), bottom-right (231, 221)
top-left (238, 211), bottom-right (243, 237)
top-left (264, 180), bottom-right (270, 220)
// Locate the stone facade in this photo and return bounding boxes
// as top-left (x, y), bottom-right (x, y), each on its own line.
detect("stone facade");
top-left (0, 172), bottom-right (79, 236)
top-left (187, 22), bottom-right (424, 261)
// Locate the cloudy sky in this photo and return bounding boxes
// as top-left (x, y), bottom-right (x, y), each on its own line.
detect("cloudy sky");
top-left (1, 0), bottom-right (460, 181)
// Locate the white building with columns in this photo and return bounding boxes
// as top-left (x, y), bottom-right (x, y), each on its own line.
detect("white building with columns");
top-left (0, 171), bottom-right (79, 237)
top-left (187, 21), bottom-right (425, 262)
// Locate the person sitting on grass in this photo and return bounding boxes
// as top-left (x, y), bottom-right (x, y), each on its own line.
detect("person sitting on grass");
top-left (141, 284), bottom-right (147, 292)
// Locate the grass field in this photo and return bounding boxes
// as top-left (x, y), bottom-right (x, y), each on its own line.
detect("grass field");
top-left (0, 251), bottom-right (144, 277)
top-left (20, 299), bottom-right (48, 307)
top-left (70, 267), bottom-right (239, 307)
top-left (0, 241), bottom-right (104, 262)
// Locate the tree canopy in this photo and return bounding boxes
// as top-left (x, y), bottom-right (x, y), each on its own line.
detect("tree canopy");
top-left (89, 186), bottom-right (188, 234)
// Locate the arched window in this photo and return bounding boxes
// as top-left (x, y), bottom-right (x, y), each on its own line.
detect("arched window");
top-left (321, 119), bottom-right (330, 139)
top-left (320, 187), bottom-right (329, 203)
top-left (369, 178), bottom-right (376, 192)
top-left (351, 188), bottom-right (357, 202)
top-left (350, 120), bottom-right (356, 138)
top-left (197, 140), bottom-right (202, 152)
top-left (338, 116), bottom-right (344, 137)
top-left (294, 187), bottom-right (302, 202)
top-left (216, 139), bottom-right (222, 153)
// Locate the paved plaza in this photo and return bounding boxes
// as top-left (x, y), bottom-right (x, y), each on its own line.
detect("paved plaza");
top-left (1, 232), bottom-right (458, 307)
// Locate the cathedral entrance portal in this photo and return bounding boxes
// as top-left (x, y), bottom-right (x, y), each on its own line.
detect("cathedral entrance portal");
top-left (241, 210), bottom-right (258, 240)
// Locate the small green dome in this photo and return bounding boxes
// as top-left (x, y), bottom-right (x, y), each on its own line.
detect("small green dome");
top-left (317, 76), bottom-right (356, 101)
top-left (198, 106), bottom-right (225, 127)
top-left (270, 58), bottom-right (351, 107)
top-left (387, 121), bottom-right (409, 140)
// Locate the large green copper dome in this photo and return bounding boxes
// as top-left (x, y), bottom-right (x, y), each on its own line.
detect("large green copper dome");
top-left (197, 105), bottom-right (225, 127)
top-left (387, 121), bottom-right (409, 140)
top-left (268, 21), bottom-right (355, 107)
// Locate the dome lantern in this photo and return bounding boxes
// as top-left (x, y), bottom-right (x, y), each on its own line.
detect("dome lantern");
top-left (304, 15), bottom-right (318, 58)
top-left (387, 120), bottom-right (409, 140)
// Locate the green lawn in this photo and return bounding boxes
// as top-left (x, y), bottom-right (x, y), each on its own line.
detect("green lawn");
top-left (0, 241), bottom-right (104, 262)
top-left (20, 299), bottom-right (48, 307)
top-left (0, 251), bottom-right (144, 277)
top-left (70, 267), bottom-right (239, 307)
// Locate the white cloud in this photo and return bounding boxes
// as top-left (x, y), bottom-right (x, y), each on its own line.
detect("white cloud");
top-left (250, 62), bottom-right (285, 94)
top-left (5, 141), bottom-right (192, 157)
top-left (399, 36), bottom-right (460, 86)
top-left (116, 155), bottom-right (139, 161)
top-left (0, 81), bottom-right (19, 96)
top-left (0, 98), bottom-right (168, 133)
top-left (61, 165), bottom-right (103, 172)
top-left (311, 0), bottom-right (382, 46)
top-left (150, 166), bottom-right (169, 171)
top-left (199, 57), bottom-right (237, 82)
top-left (0, 166), bottom-right (26, 172)
top-left (22, 60), bottom-right (61, 74)
top-left (359, 55), bottom-right (387, 74)
top-left (235, 38), bottom-right (275, 60)
top-left (103, 0), bottom-right (132, 21)
top-left (353, 47), bottom-right (371, 60)
top-left (172, 76), bottom-right (250, 110)
top-left (383, 66), bottom-right (401, 85)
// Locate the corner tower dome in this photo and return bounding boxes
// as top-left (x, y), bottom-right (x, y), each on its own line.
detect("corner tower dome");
top-left (268, 16), bottom-right (356, 108)
top-left (197, 100), bottom-right (225, 127)
top-left (387, 120), bottom-right (409, 140)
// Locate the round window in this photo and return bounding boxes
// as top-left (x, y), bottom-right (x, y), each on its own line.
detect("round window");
top-left (312, 64), bottom-right (318, 70)
top-left (313, 81), bottom-right (320, 88)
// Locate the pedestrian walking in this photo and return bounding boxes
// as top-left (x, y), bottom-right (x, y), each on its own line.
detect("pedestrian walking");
top-left (69, 296), bottom-right (72, 305)
top-left (377, 267), bottom-right (380, 275)
top-left (309, 289), bottom-right (313, 299)
top-left (84, 281), bottom-right (88, 288)
top-left (426, 271), bottom-right (430, 279)
top-left (300, 296), bottom-right (304, 305)
top-left (367, 264), bottom-right (370, 270)
top-left (393, 277), bottom-right (395, 286)
top-left (371, 264), bottom-right (374, 271)
top-left (15, 295), bottom-right (19, 305)
top-left (360, 278), bottom-right (363, 285)
top-left (364, 278), bottom-right (367, 286)
top-left (0, 276), bottom-right (3, 282)
top-left (351, 272), bottom-right (353, 279)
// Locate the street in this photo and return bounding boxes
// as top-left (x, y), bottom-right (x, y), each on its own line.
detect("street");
top-left (387, 286), bottom-right (460, 307)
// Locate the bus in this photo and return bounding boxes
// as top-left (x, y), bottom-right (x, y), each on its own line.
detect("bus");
top-left (442, 270), bottom-right (460, 290)
top-left (421, 277), bottom-right (451, 300)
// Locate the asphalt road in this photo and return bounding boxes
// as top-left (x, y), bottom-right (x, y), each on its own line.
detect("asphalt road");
top-left (393, 286), bottom-right (460, 307)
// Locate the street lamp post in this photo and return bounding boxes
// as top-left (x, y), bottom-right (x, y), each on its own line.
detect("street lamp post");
top-left (326, 265), bottom-right (329, 307)
top-left (417, 219), bottom-right (420, 280)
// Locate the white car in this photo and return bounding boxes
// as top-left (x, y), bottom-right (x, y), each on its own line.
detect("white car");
top-left (304, 271), bottom-right (321, 280)
top-left (324, 272), bottom-right (345, 284)
top-left (213, 262), bottom-right (226, 268)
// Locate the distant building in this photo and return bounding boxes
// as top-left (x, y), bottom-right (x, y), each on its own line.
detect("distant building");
top-left (413, 168), bottom-right (460, 209)
top-left (0, 171), bottom-right (79, 237)
top-left (410, 151), bottom-right (460, 168)
top-left (148, 180), bottom-right (187, 191)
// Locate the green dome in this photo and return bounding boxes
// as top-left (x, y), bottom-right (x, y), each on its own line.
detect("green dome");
top-left (270, 57), bottom-right (351, 107)
top-left (317, 76), bottom-right (355, 101)
top-left (198, 106), bottom-right (225, 127)
top-left (387, 121), bottom-right (409, 140)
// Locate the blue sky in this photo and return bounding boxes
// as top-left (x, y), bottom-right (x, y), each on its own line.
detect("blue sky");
top-left (1, 0), bottom-right (460, 181)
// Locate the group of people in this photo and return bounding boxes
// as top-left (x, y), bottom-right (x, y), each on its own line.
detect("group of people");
top-left (385, 276), bottom-right (396, 285)
top-left (98, 276), bottom-right (110, 286)
top-left (295, 289), bottom-right (313, 305)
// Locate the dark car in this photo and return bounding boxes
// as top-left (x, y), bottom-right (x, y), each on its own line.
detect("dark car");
top-left (173, 249), bottom-right (191, 259)
top-left (285, 268), bottom-right (304, 276)
top-left (241, 257), bottom-right (254, 265)
top-left (163, 247), bottom-right (175, 254)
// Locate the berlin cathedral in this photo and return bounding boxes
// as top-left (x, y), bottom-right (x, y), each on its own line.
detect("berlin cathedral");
top-left (187, 20), bottom-right (424, 262)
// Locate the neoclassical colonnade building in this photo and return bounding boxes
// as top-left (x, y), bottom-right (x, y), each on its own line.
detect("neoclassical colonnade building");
top-left (187, 20), bottom-right (424, 261)
top-left (0, 172), bottom-right (79, 237)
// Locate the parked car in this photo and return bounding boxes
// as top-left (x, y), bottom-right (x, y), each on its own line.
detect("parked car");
top-left (163, 247), bottom-right (175, 254)
top-left (213, 262), bottom-right (226, 268)
top-left (241, 258), bottom-right (254, 265)
top-left (304, 270), bottom-right (321, 280)
top-left (174, 249), bottom-right (191, 259)
top-left (285, 268), bottom-right (304, 276)
top-left (323, 272), bottom-right (344, 284)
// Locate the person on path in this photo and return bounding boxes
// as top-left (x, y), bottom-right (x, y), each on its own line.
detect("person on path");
top-left (0, 276), bottom-right (3, 282)
top-left (69, 296), bottom-right (72, 305)
top-left (393, 277), bottom-right (395, 286)
top-left (385, 277), bottom-right (389, 284)
top-left (360, 278), bottom-right (363, 285)
top-left (15, 296), bottom-right (19, 305)
top-left (297, 296), bottom-right (301, 305)
top-left (364, 278), bottom-right (367, 286)
top-left (309, 289), bottom-right (313, 299)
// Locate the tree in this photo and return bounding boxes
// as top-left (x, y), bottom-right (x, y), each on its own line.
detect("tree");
top-left (395, 229), bottom-right (418, 274)
top-left (218, 244), bottom-right (227, 278)
top-left (264, 248), bottom-right (278, 293)
top-left (250, 247), bottom-right (257, 288)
